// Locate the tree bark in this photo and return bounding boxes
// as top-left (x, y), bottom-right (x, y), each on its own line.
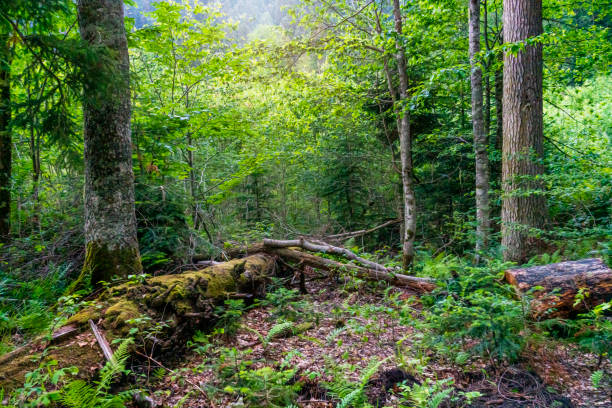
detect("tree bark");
top-left (494, 47), bottom-right (503, 172)
top-left (469, 0), bottom-right (491, 256)
top-left (77, 0), bottom-right (142, 285)
top-left (501, 0), bottom-right (547, 263)
top-left (392, 0), bottom-right (416, 269)
top-left (0, 33), bottom-right (11, 240)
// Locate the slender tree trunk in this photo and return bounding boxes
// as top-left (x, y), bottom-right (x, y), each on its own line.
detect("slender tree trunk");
top-left (392, 0), bottom-right (416, 268)
top-left (469, 0), bottom-right (490, 256)
top-left (77, 0), bottom-right (142, 285)
top-left (501, 0), bottom-right (547, 263)
top-left (0, 34), bottom-right (11, 241)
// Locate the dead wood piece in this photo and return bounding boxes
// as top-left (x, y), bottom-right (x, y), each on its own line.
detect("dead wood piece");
top-left (89, 319), bottom-right (113, 362)
top-left (263, 238), bottom-right (392, 272)
top-left (270, 247), bottom-right (435, 292)
top-left (505, 258), bottom-right (612, 318)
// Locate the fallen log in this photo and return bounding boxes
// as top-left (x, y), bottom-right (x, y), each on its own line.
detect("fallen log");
top-left (0, 254), bottom-right (278, 391)
top-left (0, 245), bottom-right (435, 392)
top-left (505, 258), bottom-right (612, 318)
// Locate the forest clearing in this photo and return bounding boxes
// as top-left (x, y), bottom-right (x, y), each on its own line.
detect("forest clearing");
top-left (0, 0), bottom-right (610, 407)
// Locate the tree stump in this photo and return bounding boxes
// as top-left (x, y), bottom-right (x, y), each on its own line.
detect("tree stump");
top-left (505, 258), bottom-right (612, 318)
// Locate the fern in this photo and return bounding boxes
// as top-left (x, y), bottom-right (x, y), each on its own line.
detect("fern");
top-left (60, 338), bottom-right (133, 408)
top-left (265, 322), bottom-right (295, 344)
top-left (326, 357), bottom-right (388, 408)
top-left (591, 370), bottom-right (604, 388)
top-left (326, 327), bottom-right (346, 344)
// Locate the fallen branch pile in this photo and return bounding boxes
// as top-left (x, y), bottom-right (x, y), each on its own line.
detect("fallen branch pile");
top-left (0, 239), bottom-right (433, 390)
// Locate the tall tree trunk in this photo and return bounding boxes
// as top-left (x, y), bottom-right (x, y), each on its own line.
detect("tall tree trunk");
top-left (494, 51), bottom-right (503, 160)
top-left (469, 0), bottom-right (490, 256)
top-left (392, 0), bottom-right (416, 269)
top-left (501, 0), bottom-right (547, 263)
top-left (77, 0), bottom-right (142, 285)
top-left (0, 34), bottom-right (11, 241)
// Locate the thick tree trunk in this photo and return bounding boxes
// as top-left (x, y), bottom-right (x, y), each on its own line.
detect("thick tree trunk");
top-left (0, 34), bottom-right (11, 240)
top-left (505, 258), bottom-right (612, 318)
top-left (77, 0), bottom-right (142, 285)
top-left (392, 0), bottom-right (416, 269)
top-left (469, 0), bottom-right (490, 256)
top-left (501, 0), bottom-right (547, 263)
top-left (494, 50), bottom-right (503, 175)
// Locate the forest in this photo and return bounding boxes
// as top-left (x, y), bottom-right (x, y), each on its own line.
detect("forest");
top-left (0, 0), bottom-right (610, 406)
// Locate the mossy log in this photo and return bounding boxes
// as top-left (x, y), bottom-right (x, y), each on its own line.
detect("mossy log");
top-left (505, 258), bottom-right (612, 318)
top-left (0, 255), bottom-right (277, 391)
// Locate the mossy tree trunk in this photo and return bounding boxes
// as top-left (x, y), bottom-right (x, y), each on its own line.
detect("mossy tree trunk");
top-left (0, 32), bottom-right (11, 241)
top-left (77, 0), bottom-right (141, 285)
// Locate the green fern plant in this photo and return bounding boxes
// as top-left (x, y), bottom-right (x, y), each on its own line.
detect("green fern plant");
top-left (265, 322), bottom-right (295, 345)
top-left (326, 357), bottom-right (388, 408)
top-left (59, 338), bottom-right (134, 408)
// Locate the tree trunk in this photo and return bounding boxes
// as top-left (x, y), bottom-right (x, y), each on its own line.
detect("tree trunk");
top-left (505, 258), bottom-right (612, 318)
top-left (77, 0), bottom-right (142, 285)
top-left (0, 33), bottom-right (11, 241)
top-left (501, 0), bottom-right (547, 263)
top-left (469, 0), bottom-right (490, 256)
top-left (494, 49), bottom-right (503, 173)
top-left (392, 0), bottom-right (416, 269)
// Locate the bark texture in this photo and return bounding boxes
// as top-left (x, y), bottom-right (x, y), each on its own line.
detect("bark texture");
top-left (392, 0), bottom-right (416, 269)
top-left (505, 258), bottom-right (612, 318)
top-left (77, 0), bottom-right (141, 284)
top-left (469, 0), bottom-right (490, 255)
top-left (501, 0), bottom-right (547, 262)
top-left (0, 33), bottom-right (11, 240)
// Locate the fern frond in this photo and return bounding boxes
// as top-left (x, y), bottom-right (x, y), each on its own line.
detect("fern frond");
top-left (265, 322), bottom-right (294, 343)
top-left (326, 327), bottom-right (346, 344)
top-left (59, 380), bottom-right (97, 408)
top-left (336, 388), bottom-right (362, 408)
top-left (97, 338), bottom-right (132, 393)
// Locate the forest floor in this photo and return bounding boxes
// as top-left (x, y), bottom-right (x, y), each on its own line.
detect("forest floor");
top-left (143, 273), bottom-right (611, 408)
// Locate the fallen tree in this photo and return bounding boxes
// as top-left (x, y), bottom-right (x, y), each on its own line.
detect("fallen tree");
top-left (0, 242), bottom-right (433, 391)
top-left (505, 258), bottom-right (612, 318)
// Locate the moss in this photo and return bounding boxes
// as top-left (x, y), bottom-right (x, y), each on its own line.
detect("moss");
top-left (104, 300), bottom-right (141, 329)
top-left (66, 307), bottom-right (102, 326)
top-left (82, 241), bottom-right (142, 288)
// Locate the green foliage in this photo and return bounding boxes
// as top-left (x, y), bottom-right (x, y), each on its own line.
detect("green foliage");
top-left (422, 264), bottom-right (527, 362)
top-left (325, 357), bottom-right (387, 408)
top-left (59, 338), bottom-right (134, 408)
top-left (214, 299), bottom-right (247, 337)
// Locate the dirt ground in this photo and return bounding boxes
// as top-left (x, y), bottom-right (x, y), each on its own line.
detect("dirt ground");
top-left (145, 275), bottom-right (612, 408)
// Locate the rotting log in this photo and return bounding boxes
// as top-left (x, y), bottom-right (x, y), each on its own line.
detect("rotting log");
top-left (0, 255), bottom-right (278, 391)
top-left (505, 258), bottom-right (612, 318)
